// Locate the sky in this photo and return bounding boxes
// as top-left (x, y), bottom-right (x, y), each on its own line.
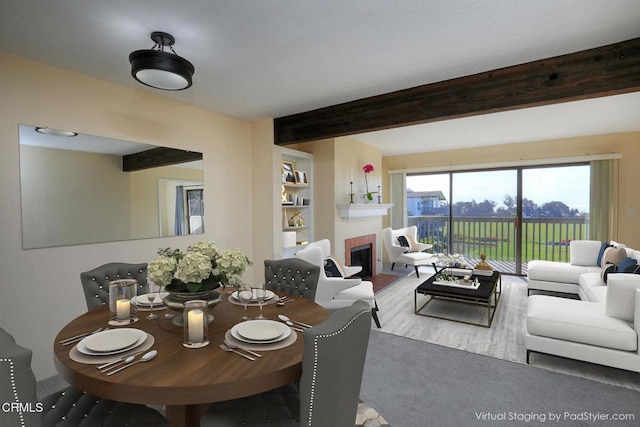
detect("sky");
top-left (406, 165), bottom-right (590, 213)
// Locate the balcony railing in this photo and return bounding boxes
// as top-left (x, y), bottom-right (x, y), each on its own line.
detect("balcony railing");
top-left (408, 215), bottom-right (589, 274)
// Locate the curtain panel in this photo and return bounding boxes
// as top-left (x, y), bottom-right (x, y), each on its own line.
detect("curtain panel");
top-left (589, 159), bottom-right (619, 242)
top-left (389, 172), bottom-right (406, 229)
top-left (174, 185), bottom-right (185, 235)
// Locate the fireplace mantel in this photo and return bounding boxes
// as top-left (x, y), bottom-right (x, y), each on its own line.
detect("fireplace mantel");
top-left (336, 203), bottom-right (393, 220)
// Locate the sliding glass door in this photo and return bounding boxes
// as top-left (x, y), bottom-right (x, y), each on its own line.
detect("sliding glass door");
top-left (521, 165), bottom-right (590, 270)
top-left (406, 163), bottom-right (589, 275)
top-left (451, 169), bottom-right (518, 274)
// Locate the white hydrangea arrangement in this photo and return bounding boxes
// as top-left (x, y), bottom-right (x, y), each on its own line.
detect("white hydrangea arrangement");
top-left (434, 253), bottom-right (467, 282)
top-left (176, 251), bottom-right (213, 285)
top-left (435, 253), bottom-right (465, 267)
top-left (148, 241), bottom-right (252, 293)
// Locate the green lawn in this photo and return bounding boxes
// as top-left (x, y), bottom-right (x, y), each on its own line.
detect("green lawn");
top-left (414, 217), bottom-right (588, 263)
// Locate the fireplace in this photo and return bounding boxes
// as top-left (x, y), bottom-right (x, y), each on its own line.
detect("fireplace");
top-left (349, 244), bottom-right (373, 279)
top-left (345, 234), bottom-right (376, 279)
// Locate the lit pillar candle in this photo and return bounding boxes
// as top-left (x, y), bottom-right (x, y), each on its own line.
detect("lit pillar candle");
top-left (116, 299), bottom-right (130, 321)
top-left (188, 309), bottom-right (204, 343)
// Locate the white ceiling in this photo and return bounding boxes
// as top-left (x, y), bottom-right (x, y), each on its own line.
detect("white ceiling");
top-left (2, 0), bottom-right (639, 156)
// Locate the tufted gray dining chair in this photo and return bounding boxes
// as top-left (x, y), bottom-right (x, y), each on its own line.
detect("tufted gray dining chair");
top-left (80, 263), bottom-right (148, 311)
top-left (0, 327), bottom-right (169, 427)
top-left (264, 258), bottom-right (320, 301)
top-left (200, 300), bottom-right (372, 427)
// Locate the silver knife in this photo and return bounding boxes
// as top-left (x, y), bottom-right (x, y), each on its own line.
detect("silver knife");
top-left (291, 319), bottom-right (312, 328)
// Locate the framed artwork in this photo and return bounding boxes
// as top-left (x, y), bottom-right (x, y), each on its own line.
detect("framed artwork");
top-left (281, 161), bottom-right (296, 183)
top-left (294, 170), bottom-right (308, 185)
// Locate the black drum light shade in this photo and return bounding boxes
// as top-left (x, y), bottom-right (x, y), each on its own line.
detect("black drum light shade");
top-left (129, 32), bottom-right (195, 91)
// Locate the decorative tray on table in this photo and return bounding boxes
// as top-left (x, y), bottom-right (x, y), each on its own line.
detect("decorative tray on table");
top-left (433, 273), bottom-right (481, 289)
top-left (472, 269), bottom-right (494, 276)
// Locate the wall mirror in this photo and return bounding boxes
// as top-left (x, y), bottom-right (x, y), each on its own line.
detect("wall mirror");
top-left (18, 124), bottom-right (204, 249)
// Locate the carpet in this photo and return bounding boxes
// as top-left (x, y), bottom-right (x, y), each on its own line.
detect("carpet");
top-left (373, 269), bottom-right (640, 391)
top-left (361, 330), bottom-right (640, 427)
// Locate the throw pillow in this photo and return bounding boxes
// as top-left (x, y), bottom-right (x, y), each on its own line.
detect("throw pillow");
top-left (600, 262), bottom-right (616, 284)
top-left (323, 257), bottom-right (344, 278)
top-left (569, 240), bottom-right (602, 266)
top-left (602, 246), bottom-right (627, 267)
top-left (397, 235), bottom-right (410, 253)
top-left (605, 274), bottom-right (640, 322)
top-left (617, 257), bottom-right (638, 273)
top-left (596, 242), bottom-right (612, 267)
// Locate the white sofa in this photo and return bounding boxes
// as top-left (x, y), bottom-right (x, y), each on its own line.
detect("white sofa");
top-left (526, 240), bottom-right (640, 372)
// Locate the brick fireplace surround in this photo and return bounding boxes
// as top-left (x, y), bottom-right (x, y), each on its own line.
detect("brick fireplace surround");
top-left (345, 234), bottom-right (376, 277)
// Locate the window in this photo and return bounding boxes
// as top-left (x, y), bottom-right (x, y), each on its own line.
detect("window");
top-left (406, 164), bottom-right (590, 275)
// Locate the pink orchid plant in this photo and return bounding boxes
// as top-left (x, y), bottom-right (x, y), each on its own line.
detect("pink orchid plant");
top-left (362, 164), bottom-right (377, 201)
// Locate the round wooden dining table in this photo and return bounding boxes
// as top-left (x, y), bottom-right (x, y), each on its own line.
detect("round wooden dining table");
top-left (53, 292), bottom-right (329, 427)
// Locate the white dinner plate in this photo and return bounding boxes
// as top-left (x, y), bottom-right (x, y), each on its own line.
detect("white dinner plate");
top-left (231, 290), bottom-right (275, 302)
top-left (133, 292), bottom-right (169, 306)
top-left (77, 333), bottom-right (147, 356)
top-left (79, 328), bottom-right (146, 353)
top-left (230, 321), bottom-right (291, 344)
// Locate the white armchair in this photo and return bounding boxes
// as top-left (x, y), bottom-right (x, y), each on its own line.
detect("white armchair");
top-left (382, 226), bottom-right (435, 278)
top-left (305, 239), bottom-right (362, 277)
top-left (296, 243), bottom-right (381, 327)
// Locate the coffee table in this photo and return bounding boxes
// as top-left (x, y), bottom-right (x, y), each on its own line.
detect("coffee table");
top-left (414, 267), bottom-right (501, 327)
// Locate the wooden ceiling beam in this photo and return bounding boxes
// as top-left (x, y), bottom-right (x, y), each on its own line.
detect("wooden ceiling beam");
top-left (274, 37), bottom-right (640, 145)
top-left (122, 147), bottom-right (202, 172)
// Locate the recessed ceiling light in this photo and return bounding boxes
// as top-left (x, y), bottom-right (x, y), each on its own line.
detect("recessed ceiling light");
top-left (35, 126), bottom-right (78, 137)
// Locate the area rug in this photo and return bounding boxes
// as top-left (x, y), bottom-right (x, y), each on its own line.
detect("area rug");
top-left (373, 270), bottom-right (640, 391)
top-left (361, 330), bottom-right (640, 427)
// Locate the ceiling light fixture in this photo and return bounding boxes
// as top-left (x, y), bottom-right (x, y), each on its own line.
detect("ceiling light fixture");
top-left (129, 31), bottom-right (195, 91)
top-left (35, 126), bottom-right (78, 137)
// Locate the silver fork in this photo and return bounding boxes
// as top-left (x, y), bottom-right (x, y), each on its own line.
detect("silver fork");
top-left (59, 327), bottom-right (107, 345)
top-left (220, 344), bottom-right (255, 361)
top-left (223, 340), bottom-right (262, 358)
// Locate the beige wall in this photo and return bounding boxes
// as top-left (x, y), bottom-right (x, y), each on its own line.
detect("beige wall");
top-left (0, 52), bottom-right (254, 379)
top-left (382, 133), bottom-right (640, 248)
top-left (291, 136), bottom-right (385, 272)
top-left (297, 138), bottom-right (336, 249)
top-left (250, 119), bottom-right (279, 279)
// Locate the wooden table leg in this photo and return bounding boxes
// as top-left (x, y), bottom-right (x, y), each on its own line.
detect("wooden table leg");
top-left (166, 404), bottom-right (210, 427)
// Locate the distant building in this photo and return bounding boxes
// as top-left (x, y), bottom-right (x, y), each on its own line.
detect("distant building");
top-left (407, 190), bottom-right (447, 216)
